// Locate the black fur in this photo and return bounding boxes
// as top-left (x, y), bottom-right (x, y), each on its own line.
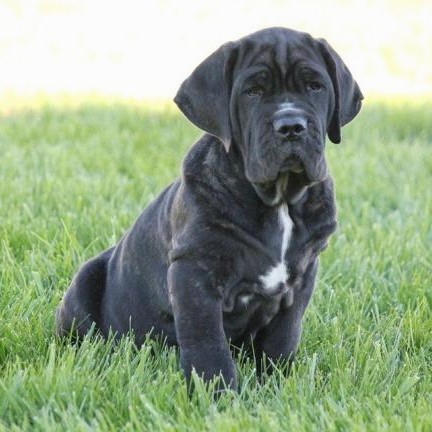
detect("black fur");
top-left (56, 27), bottom-right (362, 390)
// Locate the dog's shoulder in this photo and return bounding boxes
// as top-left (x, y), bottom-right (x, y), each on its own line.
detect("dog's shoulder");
top-left (288, 177), bottom-right (337, 256)
top-left (290, 176), bottom-right (337, 230)
top-left (285, 177), bottom-right (337, 288)
top-left (178, 134), bottom-right (249, 212)
top-left (181, 134), bottom-right (221, 179)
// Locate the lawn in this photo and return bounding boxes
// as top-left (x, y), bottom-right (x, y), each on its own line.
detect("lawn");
top-left (1, 96), bottom-right (431, 431)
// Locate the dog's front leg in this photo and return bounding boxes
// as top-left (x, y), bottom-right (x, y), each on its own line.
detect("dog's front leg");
top-left (254, 259), bottom-right (318, 377)
top-left (168, 260), bottom-right (237, 391)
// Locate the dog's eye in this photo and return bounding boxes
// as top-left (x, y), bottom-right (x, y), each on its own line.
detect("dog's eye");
top-left (246, 86), bottom-right (264, 97)
top-left (306, 81), bottom-right (324, 92)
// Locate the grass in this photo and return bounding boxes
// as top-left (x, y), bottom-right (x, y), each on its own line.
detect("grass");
top-left (0, 95), bottom-right (431, 431)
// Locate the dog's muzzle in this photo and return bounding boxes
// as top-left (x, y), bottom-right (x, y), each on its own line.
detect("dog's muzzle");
top-left (250, 110), bottom-right (327, 206)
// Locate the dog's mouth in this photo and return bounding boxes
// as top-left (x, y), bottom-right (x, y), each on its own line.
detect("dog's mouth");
top-left (252, 157), bottom-right (315, 206)
top-left (253, 171), bottom-right (310, 206)
top-left (280, 155), bottom-right (306, 174)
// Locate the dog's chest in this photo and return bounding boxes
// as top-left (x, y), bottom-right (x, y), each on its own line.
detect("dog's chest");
top-left (258, 204), bottom-right (293, 292)
top-left (222, 204), bottom-right (294, 335)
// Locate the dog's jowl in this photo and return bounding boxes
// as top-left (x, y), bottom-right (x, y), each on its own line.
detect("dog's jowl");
top-left (56, 27), bottom-right (363, 390)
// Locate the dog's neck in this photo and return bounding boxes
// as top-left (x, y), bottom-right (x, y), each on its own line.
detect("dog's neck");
top-left (205, 136), bottom-right (288, 219)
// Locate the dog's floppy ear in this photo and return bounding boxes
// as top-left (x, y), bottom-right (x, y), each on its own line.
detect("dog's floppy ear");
top-left (174, 42), bottom-right (237, 152)
top-left (318, 39), bottom-right (363, 144)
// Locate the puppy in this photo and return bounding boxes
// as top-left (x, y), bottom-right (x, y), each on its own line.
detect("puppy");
top-left (57, 27), bottom-right (363, 390)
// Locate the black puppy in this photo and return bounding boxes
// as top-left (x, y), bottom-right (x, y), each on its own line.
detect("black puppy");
top-left (57, 27), bottom-right (362, 390)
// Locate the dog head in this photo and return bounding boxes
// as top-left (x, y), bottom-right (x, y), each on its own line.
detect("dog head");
top-left (175, 27), bottom-right (363, 206)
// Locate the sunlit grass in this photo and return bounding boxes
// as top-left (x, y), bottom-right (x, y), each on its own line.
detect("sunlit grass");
top-left (1, 96), bottom-right (431, 430)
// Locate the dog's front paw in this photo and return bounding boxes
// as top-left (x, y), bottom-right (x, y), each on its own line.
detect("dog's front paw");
top-left (180, 345), bottom-right (238, 392)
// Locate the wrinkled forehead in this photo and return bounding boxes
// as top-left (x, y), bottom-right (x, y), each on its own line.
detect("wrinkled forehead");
top-left (234, 29), bottom-right (324, 79)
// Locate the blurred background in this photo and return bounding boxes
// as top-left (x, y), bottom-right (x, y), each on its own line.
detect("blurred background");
top-left (0, 0), bottom-right (431, 100)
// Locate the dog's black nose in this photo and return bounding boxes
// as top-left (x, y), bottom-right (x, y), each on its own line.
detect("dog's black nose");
top-left (273, 116), bottom-right (307, 140)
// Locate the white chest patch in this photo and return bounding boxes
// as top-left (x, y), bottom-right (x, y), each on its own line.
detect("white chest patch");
top-left (259, 204), bottom-right (293, 291)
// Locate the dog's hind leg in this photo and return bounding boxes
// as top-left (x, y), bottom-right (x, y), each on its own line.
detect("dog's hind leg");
top-left (56, 247), bottom-right (114, 340)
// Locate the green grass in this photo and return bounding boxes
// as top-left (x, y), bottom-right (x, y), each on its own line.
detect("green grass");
top-left (1, 96), bottom-right (431, 431)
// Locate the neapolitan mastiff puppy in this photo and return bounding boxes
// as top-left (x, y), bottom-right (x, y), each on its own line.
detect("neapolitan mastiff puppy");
top-left (57, 27), bottom-right (363, 390)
